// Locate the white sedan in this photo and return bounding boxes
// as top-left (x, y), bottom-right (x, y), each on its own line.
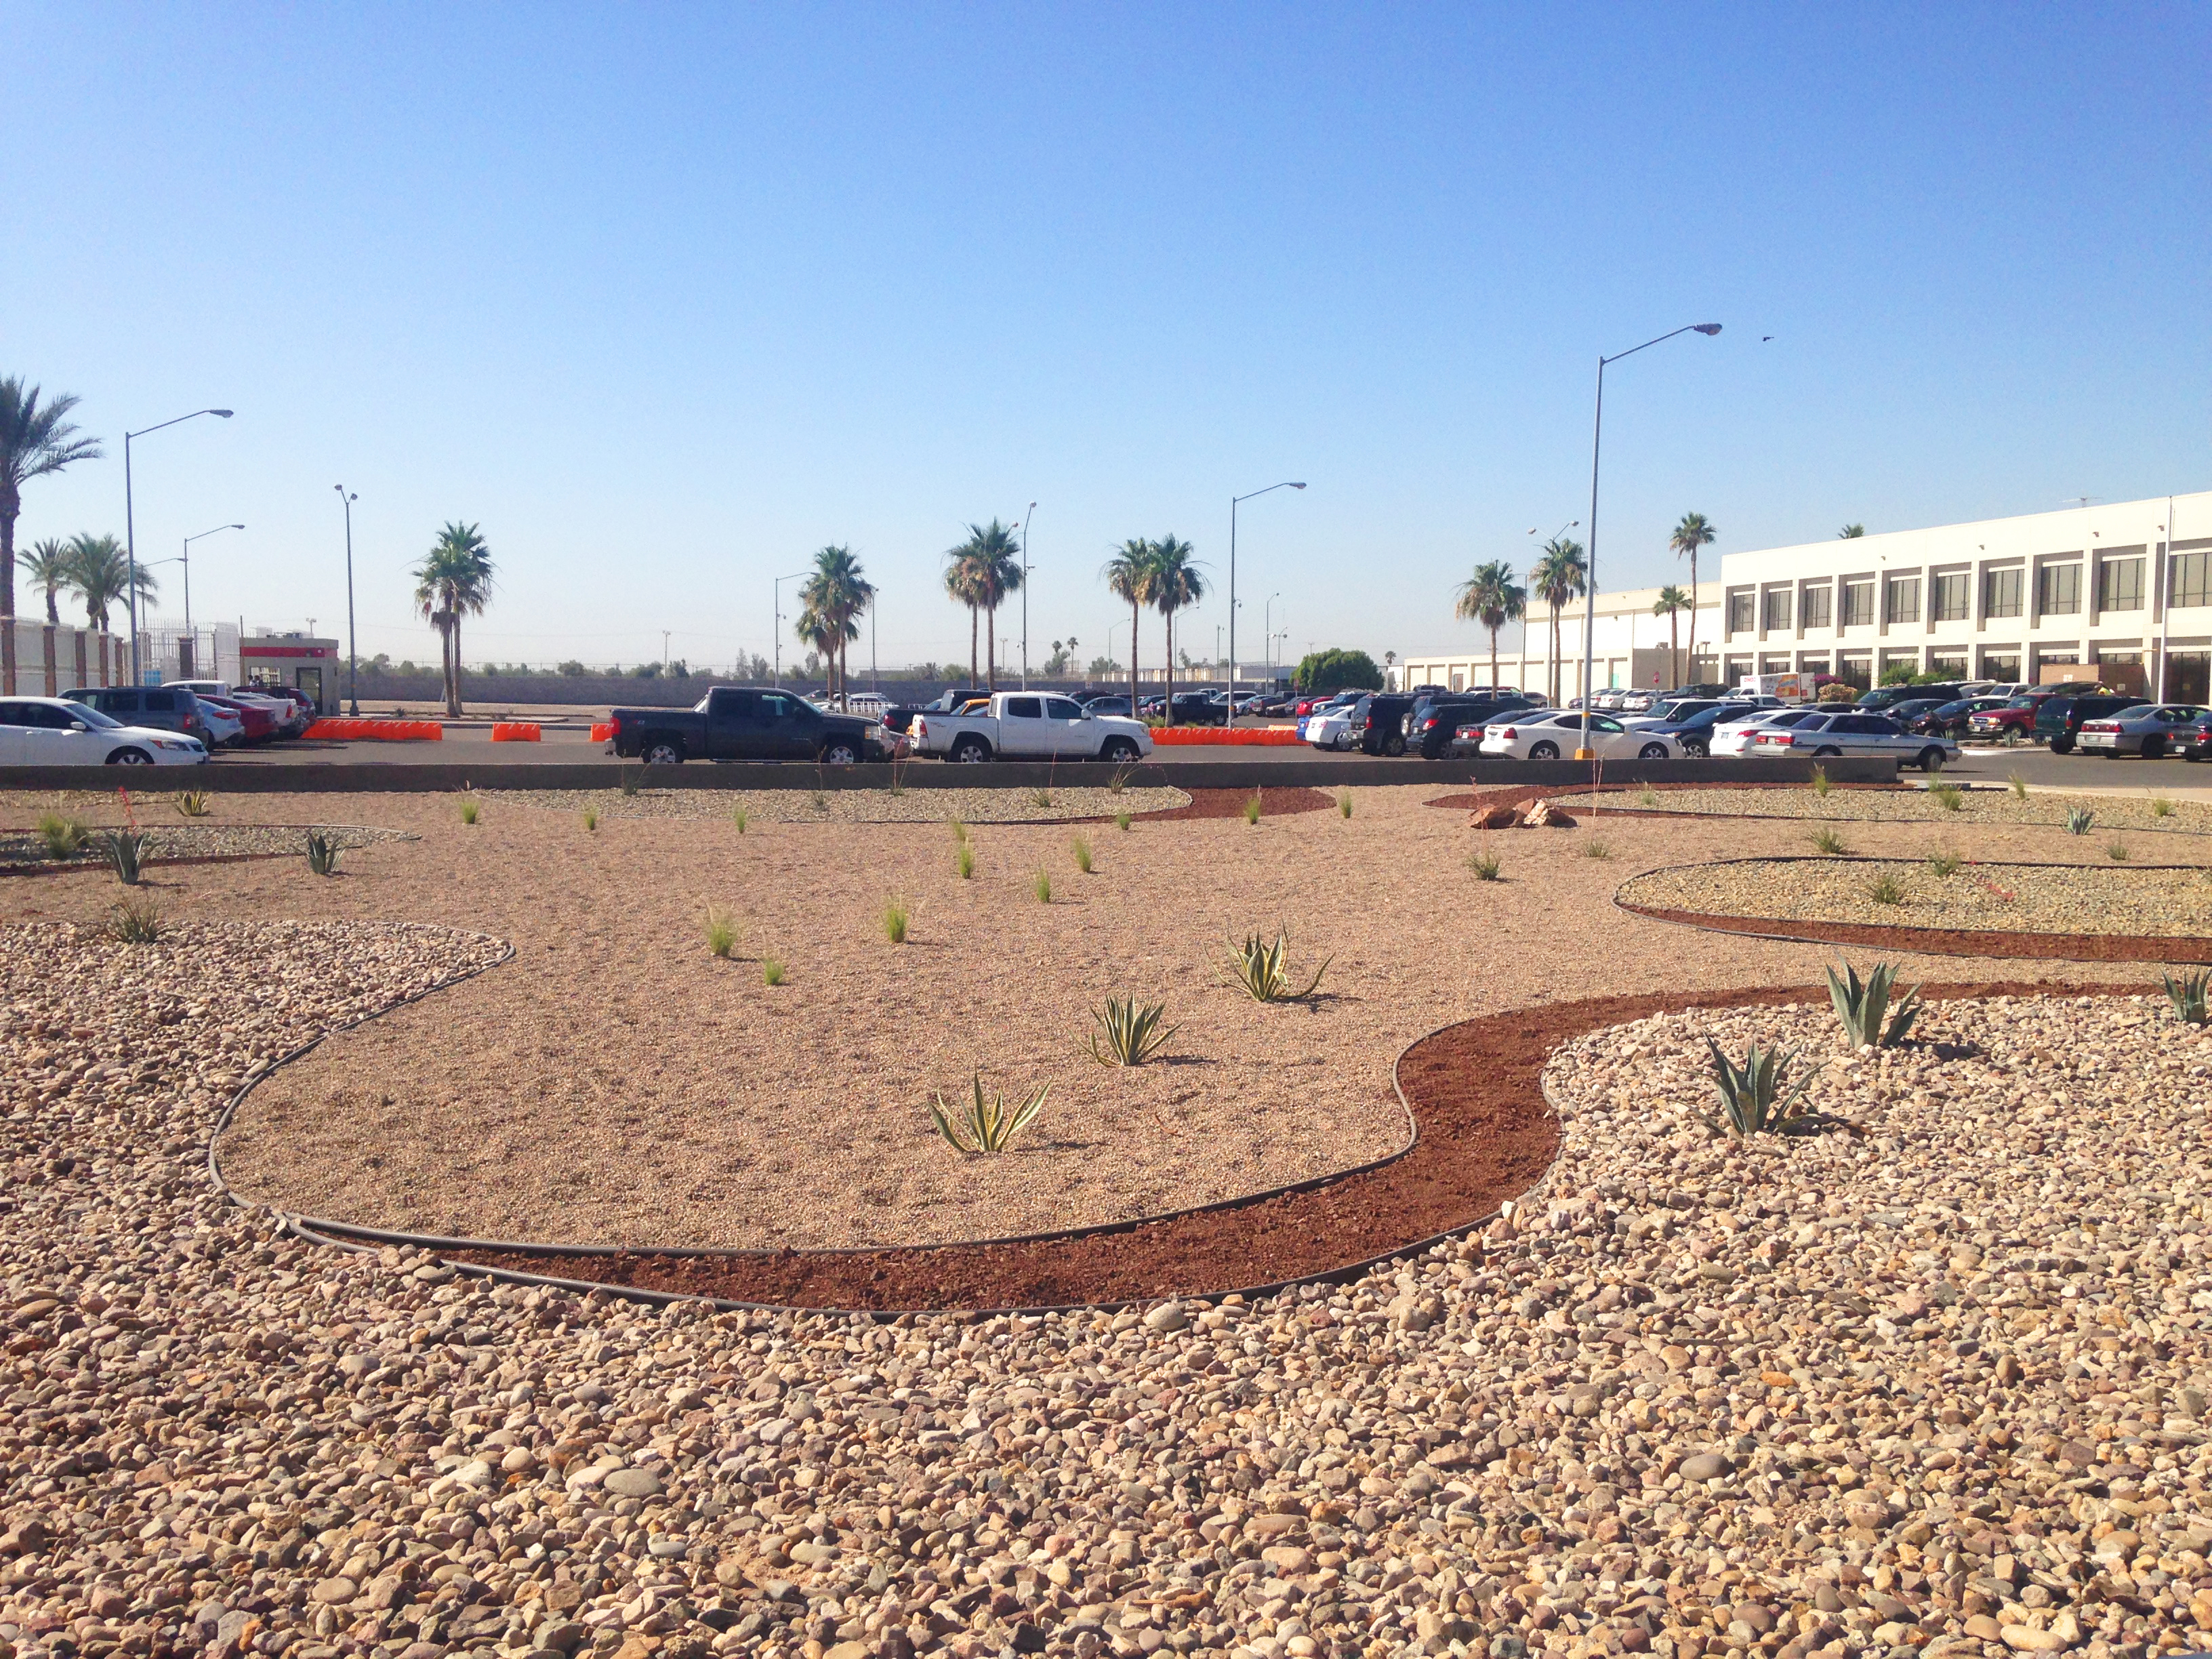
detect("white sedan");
top-left (0, 697), bottom-right (213, 765)
top-left (1476, 710), bottom-right (1683, 762)
top-left (1300, 706), bottom-right (1358, 750)
top-left (1709, 707), bottom-right (1828, 757)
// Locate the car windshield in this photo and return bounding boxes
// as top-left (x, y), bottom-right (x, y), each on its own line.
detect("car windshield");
top-left (61, 699), bottom-right (123, 729)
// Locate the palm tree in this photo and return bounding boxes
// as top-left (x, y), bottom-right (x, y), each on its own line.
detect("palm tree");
top-left (943, 520), bottom-right (1022, 691)
top-left (0, 380), bottom-right (103, 694)
top-left (413, 522), bottom-right (495, 717)
top-left (1454, 559), bottom-right (1527, 693)
top-left (798, 546), bottom-right (873, 706)
top-left (1838, 523), bottom-right (1866, 539)
top-left (68, 534), bottom-right (151, 687)
top-left (942, 548), bottom-right (984, 687)
top-left (1103, 539), bottom-right (1155, 718)
top-left (1147, 536), bottom-right (1204, 724)
top-left (794, 599), bottom-right (849, 695)
top-left (1668, 512), bottom-right (1717, 679)
top-left (1653, 584), bottom-right (1693, 687)
top-left (22, 539), bottom-right (73, 694)
top-left (1528, 537), bottom-right (1587, 705)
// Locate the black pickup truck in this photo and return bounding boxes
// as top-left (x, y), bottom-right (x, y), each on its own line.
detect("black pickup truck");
top-left (883, 687), bottom-right (991, 735)
top-left (607, 687), bottom-right (890, 765)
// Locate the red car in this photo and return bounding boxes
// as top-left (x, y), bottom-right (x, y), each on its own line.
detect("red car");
top-left (1965, 693), bottom-right (2052, 741)
top-left (194, 693), bottom-right (278, 745)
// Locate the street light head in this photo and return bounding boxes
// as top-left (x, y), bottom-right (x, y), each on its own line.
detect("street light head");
top-left (1289, 482), bottom-right (1306, 489)
top-left (1692, 324), bottom-right (1722, 336)
top-left (210, 409), bottom-right (234, 418)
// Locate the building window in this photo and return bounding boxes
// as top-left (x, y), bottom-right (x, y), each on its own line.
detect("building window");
top-left (1840, 581), bottom-right (1875, 627)
top-left (2097, 557), bottom-right (2144, 613)
top-left (1880, 649), bottom-right (1920, 674)
top-left (1760, 653), bottom-right (1790, 674)
top-left (2168, 651), bottom-right (2209, 704)
top-left (1762, 588), bottom-right (1792, 632)
top-left (2038, 562), bottom-right (2081, 615)
top-left (1836, 651), bottom-right (1871, 689)
top-left (1798, 655), bottom-right (1831, 678)
top-left (1726, 591), bottom-right (1753, 635)
top-left (1884, 577), bottom-right (1921, 625)
top-left (2173, 550), bottom-right (2211, 609)
top-left (1725, 655), bottom-right (1753, 683)
top-left (1983, 567), bottom-right (2024, 619)
top-left (1979, 651), bottom-right (2020, 682)
top-left (1799, 583), bottom-right (1832, 630)
top-left (1449, 670), bottom-right (1465, 692)
top-left (1928, 653), bottom-right (1967, 679)
top-left (2033, 649), bottom-right (2078, 680)
top-left (1931, 571), bottom-right (1969, 622)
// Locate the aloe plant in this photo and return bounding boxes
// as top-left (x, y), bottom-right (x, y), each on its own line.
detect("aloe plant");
top-left (2161, 968), bottom-right (2211, 1027)
top-left (1703, 1038), bottom-right (1818, 1138)
top-left (305, 832), bottom-right (341, 877)
top-left (1088, 995), bottom-right (1178, 1067)
top-left (103, 830), bottom-right (146, 886)
top-left (1223, 929), bottom-right (1331, 1002)
top-left (1824, 960), bottom-right (1922, 1049)
top-left (930, 1073), bottom-right (1050, 1153)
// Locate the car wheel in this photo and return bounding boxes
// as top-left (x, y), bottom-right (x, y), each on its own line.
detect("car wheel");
top-left (1099, 737), bottom-right (1141, 763)
top-left (1917, 747), bottom-right (1948, 772)
top-left (1813, 745), bottom-right (1843, 758)
top-left (2050, 735), bottom-right (2074, 755)
top-left (641, 740), bottom-right (684, 766)
top-left (1382, 733), bottom-right (1406, 757)
top-left (1638, 742), bottom-right (1669, 760)
top-left (950, 736), bottom-right (991, 763)
top-left (106, 747), bottom-right (155, 765)
top-left (820, 741), bottom-right (859, 766)
top-left (2145, 735), bottom-right (2167, 759)
top-left (1681, 739), bottom-right (1708, 758)
top-left (1529, 741), bottom-right (1560, 760)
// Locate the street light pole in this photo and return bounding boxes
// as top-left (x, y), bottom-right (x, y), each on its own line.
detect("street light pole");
top-left (1577, 325), bottom-right (1720, 758)
top-left (1229, 481), bottom-right (1305, 719)
top-left (333, 487), bottom-right (360, 714)
top-left (1264, 593), bottom-right (1282, 676)
top-left (773, 571), bottom-right (808, 684)
top-left (180, 523), bottom-right (245, 668)
top-left (125, 408), bottom-right (233, 684)
top-left (1018, 503), bottom-right (1038, 687)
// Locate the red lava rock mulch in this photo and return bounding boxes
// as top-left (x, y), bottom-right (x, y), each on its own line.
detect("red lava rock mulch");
top-left (1618, 901), bottom-right (2212, 966)
top-left (1138, 785), bottom-right (1336, 821)
top-left (426, 980), bottom-right (2087, 1311)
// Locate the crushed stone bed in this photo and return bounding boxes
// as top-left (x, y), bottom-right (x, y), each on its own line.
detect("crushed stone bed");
top-left (1553, 783), bottom-right (2212, 835)
top-left (1619, 856), bottom-right (2212, 937)
top-left (5, 919), bottom-right (2211, 1659)
top-left (0, 822), bottom-right (407, 869)
top-left (482, 783), bottom-right (1191, 824)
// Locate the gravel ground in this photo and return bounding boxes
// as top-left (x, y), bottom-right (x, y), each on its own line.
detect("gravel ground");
top-left (1551, 787), bottom-right (2211, 837)
top-left (479, 786), bottom-right (1191, 826)
top-left (6, 924), bottom-right (2211, 1659)
top-left (1617, 859), bottom-right (2212, 938)
top-left (0, 825), bottom-right (407, 869)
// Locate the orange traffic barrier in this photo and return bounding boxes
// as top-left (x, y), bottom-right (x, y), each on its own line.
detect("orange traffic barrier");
top-left (590, 722), bottom-right (616, 743)
top-left (491, 722), bottom-right (541, 742)
top-left (302, 718), bottom-right (444, 741)
top-left (1149, 725), bottom-right (1304, 745)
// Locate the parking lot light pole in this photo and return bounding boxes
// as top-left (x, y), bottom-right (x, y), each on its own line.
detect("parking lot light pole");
top-left (1229, 482), bottom-right (1305, 718)
top-left (180, 523), bottom-right (245, 657)
top-left (125, 408), bottom-right (233, 684)
top-left (1578, 325), bottom-right (1719, 758)
top-left (773, 571), bottom-right (808, 685)
top-left (333, 487), bottom-right (361, 714)
top-left (1019, 501), bottom-right (1036, 689)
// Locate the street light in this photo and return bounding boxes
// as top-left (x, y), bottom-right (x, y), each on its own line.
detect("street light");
top-left (333, 487), bottom-right (360, 714)
top-left (1229, 482), bottom-right (1305, 720)
top-left (125, 408), bottom-right (233, 684)
top-left (1019, 501), bottom-right (1037, 689)
top-left (773, 571), bottom-right (808, 684)
top-left (180, 523), bottom-right (244, 667)
top-left (1576, 325), bottom-right (1720, 758)
top-left (1264, 593), bottom-right (1282, 674)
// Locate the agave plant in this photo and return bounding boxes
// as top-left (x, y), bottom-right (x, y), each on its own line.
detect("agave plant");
top-left (1088, 995), bottom-right (1178, 1067)
top-left (2162, 968), bottom-right (2211, 1027)
top-left (1223, 929), bottom-right (1331, 1002)
top-left (930, 1073), bottom-right (1050, 1154)
top-left (1824, 960), bottom-right (1922, 1049)
top-left (174, 790), bottom-right (212, 818)
top-left (305, 832), bottom-right (341, 877)
top-left (1703, 1038), bottom-right (1819, 1138)
top-left (2065, 806), bottom-right (2095, 836)
top-left (103, 830), bottom-right (146, 886)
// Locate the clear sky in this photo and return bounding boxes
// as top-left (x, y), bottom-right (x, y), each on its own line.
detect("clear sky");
top-left (5, 3), bottom-right (2208, 676)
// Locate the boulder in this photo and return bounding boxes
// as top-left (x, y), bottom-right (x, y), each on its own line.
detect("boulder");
top-left (1469, 804), bottom-right (1519, 830)
top-left (1520, 799), bottom-right (1577, 828)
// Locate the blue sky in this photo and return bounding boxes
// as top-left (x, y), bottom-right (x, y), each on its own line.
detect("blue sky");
top-left (5, 2), bottom-right (2207, 675)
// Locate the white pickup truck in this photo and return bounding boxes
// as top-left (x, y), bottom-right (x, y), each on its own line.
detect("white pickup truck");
top-left (908, 691), bottom-right (1154, 763)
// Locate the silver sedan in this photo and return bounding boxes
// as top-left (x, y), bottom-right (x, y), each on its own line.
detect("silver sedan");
top-left (1744, 711), bottom-right (1959, 771)
top-left (2074, 703), bottom-right (2210, 759)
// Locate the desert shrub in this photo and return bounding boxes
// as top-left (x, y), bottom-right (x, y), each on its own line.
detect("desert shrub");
top-left (882, 895), bottom-right (909, 943)
top-left (705, 906), bottom-right (737, 958)
top-left (104, 892), bottom-right (163, 945)
top-left (956, 841), bottom-right (975, 880)
top-left (2152, 796), bottom-right (2175, 818)
top-left (175, 791), bottom-right (211, 818)
top-left (1242, 792), bottom-right (1263, 825)
top-left (1929, 783), bottom-right (1963, 812)
top-left (619, 769), bottom-right (640, 798)
top-left (1866, 872), bottom-right (1905, 905)
top-left (1223, 928), bottom-right (1330, 1002)
top-left (2162, 968), bottom-right (2211, 1027)
top-left (36, 813), bottom-right (88, 859)
top-left (1469, 848), bottom-right (1503, 881)
top-left (1108, 766), bottom-right (1134, 795)
top-left (760, 954), bottom-right (786, 986)
top-left (305, 832), bottom-right (340, 877)
top-left (1336, 788), bottom-right (1353, 819)
top-left (1113, 812), bottom-right (1131, 832)
top-left (1637, 785), bottom-right (1658, 807)
top-left (1824, 960), bottom-right (1922, 1048)
top-left (1703, 1038), bottom-right (1817, 1137)
top-left (1808, 825), bottom-right (1849, 856)
top-left (930, 1073), bottom-right (1050, 1154)
top-left (1088, 995), bottom-right (1176, 1067)
top-left (1033, 867), bottom-right (1052, 903)
top-left (732, 807), bottom-right (748, 835)
top-left (103, 831), bottom-right (146, 886)
top-left (1582, 838), bottom-right (1612, 861)
top-left (2107, 839), bottom-right (2132, 862)
top-left (1071, 834), bottom-right (1093, 874)
top-left (459, 797), bottom-right (480, 825)
top-left (1809, 766), bottom-right (1831, 798)
top-left (1031, 786), bottom-right (1055, 808)
top-left (2008, 772), bottom-right (2030, 800)
top-left (1926, 849), bottom-right (1961, 878)
top-left (583, 808), bottom-right (599, 832)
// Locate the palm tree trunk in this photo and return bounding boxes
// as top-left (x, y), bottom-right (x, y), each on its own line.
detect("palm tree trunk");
top-left (986, 607), bottom-right (997, 693)
top-left (1, 504), bottom-right (17, 695)
top-left (968, 607), bottom-right (979, 689)
top-left (1488, 624), bottom-right (1500, 695)
top-left (1669, 613), bottom-right (1679, 686)
top-left (1550, 605), bottom-right (1561, 705)
top-left (1685, 555), bottom-right (1697, 680)
top-left (1129, 602), bottom-right (1140, 720)
top-left (1162, 611), bottom-right (1174, 726)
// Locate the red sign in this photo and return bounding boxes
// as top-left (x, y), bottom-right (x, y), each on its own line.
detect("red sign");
top-left (241, 644), bottom-right (334, 659)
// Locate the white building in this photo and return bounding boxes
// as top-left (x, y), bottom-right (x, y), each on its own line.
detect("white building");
top-left (1399, 489), bottom-right (2212, 704)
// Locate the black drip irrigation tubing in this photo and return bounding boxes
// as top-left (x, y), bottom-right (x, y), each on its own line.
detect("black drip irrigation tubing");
top-left (2, 824), bottom-right (418, 879)
top-left (213, 960), bottom-right (1562, 1315)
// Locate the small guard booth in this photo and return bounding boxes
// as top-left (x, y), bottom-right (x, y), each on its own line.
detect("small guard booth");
top-left (241, 634), bottom-right (341, 715)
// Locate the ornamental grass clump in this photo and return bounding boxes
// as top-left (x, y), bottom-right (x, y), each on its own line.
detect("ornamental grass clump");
top-left (1926, 849), bottom-right (1962, 878)
top-left (1242, 792), bottom-right (1263, 825)
top-left (1703, 1038), bottom-right (1818, 1138)
top-left (705, 906), bottom-right (737, 959)
top-left (2151, 796), bottom-right (2176, 818)
top-left (36, 813), bottom-right (88, 860)
top-left (619, 768), bottom-right (640, 798)
top-left (1809, 766), bottom-right (1832, 799)
top-left (1808, 825), bottom-right (1850, 856)
top-left (104, 892), bottom-right (163, 945)
top-left (882, 895), bottom-right (909, 943)
top-left (1469, 847), bottom-right (1503, 881)
top-left (760, 954), bottom-right (786, 986)
top-left (103, 831), bottom-right (147, 886)
top-left (1336, 788), bottom-right (1353, 819)
top-left (458, 796), bottom-right (480, 825)
top-left (731, 806), bottom-right (748, 835)
top-left (1033, 867), bottom-right (1052, 903)
top-left (1031, 786), bottom-right (1055, 809)
top-left (583, 807), bottom-right (599, 832)
top-left (1071, 834), bottom-right (1093, 874)
top-left (1824, 960), bottom-right (1922, 1050)
top-left (1581, 838), bottom-right (1612, 861)
top-left (2107, 839), bottom-right (2132, 862)
top-left (305, 832), bottom-right (340, 877)
top-left (1866, 872), bottom-right (1906, 906)
top-left (1223, 928), bottom-right (1331, 1003)
top-left (956, 841), bottom-right (975, 879)
top-left (1929, 782), bottom-right (1964, 813)
top-left (1113, 811), bottom-right (1132, 832)
top-left (1088, 995), bottom-right (1177, 1067)
top-left (930, 1073), bottom-right (1050, 1154)
top-left (2066, 806), bottom-right (2095, 836)
top-left (175, 791), bottom-right (211, 818)
top-left (2162, 968), bottom-right (2211, 1027)
top-left (2009, 772), bottom-right (2030, 800)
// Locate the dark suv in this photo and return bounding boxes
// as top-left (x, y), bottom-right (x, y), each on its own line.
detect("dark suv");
top-left (2037, 693), bottom-right (2150, 755)
top-left (64, 685), bottom-right (216, 747)
top-left (1856, 682), bottom-right (1966, 712)
top-left (1410, 694), bottom-right (1538, 758)
top-left (1344, 693), bottom-right (1415, 755)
